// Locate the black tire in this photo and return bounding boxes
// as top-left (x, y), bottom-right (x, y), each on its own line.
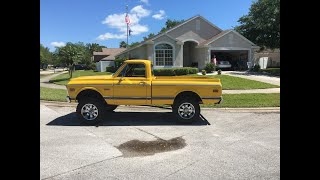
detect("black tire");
top-left (105, 105), bottom-right (118, 112)
top-left (76, 98), bottom-right (106, 125)
top-left (172, 97), bottom-right (200, 123)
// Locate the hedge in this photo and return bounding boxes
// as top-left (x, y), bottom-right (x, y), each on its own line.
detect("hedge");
top-left (153, 67), bottom-right (198, 76)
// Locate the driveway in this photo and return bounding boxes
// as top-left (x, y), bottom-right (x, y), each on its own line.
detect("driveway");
top-left (40, 102), bottom-right (280, 180)
top-left (40, 71), bottom-right (67, 90)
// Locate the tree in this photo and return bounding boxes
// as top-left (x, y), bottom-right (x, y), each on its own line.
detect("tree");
top-left (234, 0), bottom-right (280, 50)
top-left (143, 33), bottom-right (155, 41)
top-left (129, 42), bottom-right (140, 48)
top-left (56, 42), bottom-right (85, 78)
top-left (159, 19), bottom-right (185, 33)
top-left (119, 41), bottom-right (127, 48)
top-left (40, 44), bottom-right (53, 69)
top-left (86, 43), bottom-right (106, 55)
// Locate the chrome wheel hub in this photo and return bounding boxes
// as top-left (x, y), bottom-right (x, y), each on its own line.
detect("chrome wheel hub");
top-left (81, 104), bottom-right (99, 121)
top-left (178, 103), bottom-right (195, 119)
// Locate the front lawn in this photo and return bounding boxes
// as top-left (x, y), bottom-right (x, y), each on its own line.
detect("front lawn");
top-left (202, 93), bottom-right (280, 108)
top-left (50, 70), bottom-right (112, 85)
top-left (40, 87), bottom-right (68, 102)
top-left (187, 74), bottom-right (279, 90)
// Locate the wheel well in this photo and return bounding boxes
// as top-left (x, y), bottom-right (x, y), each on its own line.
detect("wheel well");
top-left (174, 91), bottom-right (202, 104)
top-left (76, 89), bottom-right (105, 103)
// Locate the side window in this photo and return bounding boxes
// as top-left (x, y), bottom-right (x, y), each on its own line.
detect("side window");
top-left (122, 63), bottom-right (146, 77)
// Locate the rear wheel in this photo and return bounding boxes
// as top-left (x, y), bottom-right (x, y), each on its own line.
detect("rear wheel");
top-left (172, 97), bottom-right (200, 123)
top-left (76, 98), bottom-right (106, 125)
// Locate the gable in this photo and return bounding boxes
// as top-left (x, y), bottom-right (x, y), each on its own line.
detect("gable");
top-left (208, 31), bottom-right (254, 48)
top-left (167, 16), bottom-right (222, 43)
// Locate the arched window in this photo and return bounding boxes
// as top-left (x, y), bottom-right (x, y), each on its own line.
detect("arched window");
top-left (155, 43), bottom-right (173, 66)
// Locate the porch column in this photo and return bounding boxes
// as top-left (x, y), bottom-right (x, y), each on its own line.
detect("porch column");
top-left (145, 41), bottom-right (154, 63)
top-left (175, 41), bottom-right (184, 67)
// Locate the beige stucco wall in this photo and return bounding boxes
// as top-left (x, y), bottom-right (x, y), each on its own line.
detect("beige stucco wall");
top-left (194, 47), bottom-right (209, 70)
top-left (209, 31), bottom-right (253, 48)
top-left (168, 17), bottom-right (222, 44)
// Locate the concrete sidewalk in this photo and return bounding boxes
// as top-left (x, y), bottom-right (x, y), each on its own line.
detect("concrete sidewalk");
top-left (40, 71), bottom-right (67, 90)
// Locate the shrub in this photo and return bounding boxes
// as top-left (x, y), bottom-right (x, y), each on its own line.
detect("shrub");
top-left (202, 70), bottom-right (206, 75)
top-left (154, 68), bottom-right (176, 76)
top-left (173, 68), bottom-right (189, 75)
top-left (205, 63), bottom-right (215, 73)
top-left (114, 57), bottom-right (127, 69)
top-left (218, 69), bottom-right (222, 75)
top-left (106, 66), bottom-right (116, 73)
top-left (88, 63), bottom-right (96, 70)
top-left (188, 67), bottom-right (198, 74)
top-left (252, 64), bottom-right (261, 72)
top-left (133, 68), bottom-right (145, 76)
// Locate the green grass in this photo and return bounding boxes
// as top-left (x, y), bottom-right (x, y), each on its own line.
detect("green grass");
top-left (40, 87), bottom-right (68, 102)
top-left (187, 74), bottom-right (279, 90)
top-left (50, 70), bottom-right (112, 85)
top-left (201, 93), bottom-right (280, 108)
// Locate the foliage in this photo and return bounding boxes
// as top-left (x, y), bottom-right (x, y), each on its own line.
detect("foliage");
top-left (218, 69), bottom-right (222, 75)
top-left (252, 64), bottom-right (261, 72)
top-left (153, 67), bottom-right (198, 76)
top-left (234, 0), bottom-right (280, 49)
top-left (260, 68), bottom-right (280, 76)
top-left (40, 44), bottom-right (54, 69)
top-left (143, 33), bottom-right (155, 41)
top-left (86, 43), bottom-right (106, 55)
top-left (106, 66), bottom-right (116, 73)
top-left (153, 68), bottom-right (176, 76)
top-left (114, 56), bottom-right (128, 69)
top-left (202, 70), bottom-right (206, 75)
top-left (160, 19), bottom-right (185, 33)
top-left (88, 63), bottom-right (96, 70)
top-left (188, 68), bottom-right (198, 74)
top-left (205, 63), bottom-right (215, 73)
top-left (119, 41), bottom-right (127, 48)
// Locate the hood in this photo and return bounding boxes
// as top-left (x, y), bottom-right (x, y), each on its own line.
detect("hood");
top-left (67, 75), bottom-right (113, 85)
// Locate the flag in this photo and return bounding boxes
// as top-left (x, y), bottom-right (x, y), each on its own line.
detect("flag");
top-left (129, 28), bottom-right (133, 36)
top-left (125, 14), bottom-right (130, 24)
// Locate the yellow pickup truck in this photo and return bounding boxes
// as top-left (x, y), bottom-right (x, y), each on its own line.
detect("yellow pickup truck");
top-left (66, 60), bottom-right (222, 124)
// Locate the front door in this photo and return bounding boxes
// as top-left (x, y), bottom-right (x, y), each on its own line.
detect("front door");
top-left (113, 63), bottom-right (148, 105)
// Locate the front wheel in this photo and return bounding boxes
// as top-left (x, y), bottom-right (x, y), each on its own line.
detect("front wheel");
top-left (172, 98), bottom-right (200, 123)
top-left (76, 98), bottom-right (106, 125)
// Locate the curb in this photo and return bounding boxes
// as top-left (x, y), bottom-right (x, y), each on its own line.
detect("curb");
top-left (40, 100), bottom-right (280, 112)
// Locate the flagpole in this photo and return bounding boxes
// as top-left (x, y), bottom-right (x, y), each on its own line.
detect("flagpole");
top-left (126, 5), bottom-right (129, 59)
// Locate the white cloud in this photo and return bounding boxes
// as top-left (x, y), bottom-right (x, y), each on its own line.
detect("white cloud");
top-left (96, 33), bottom-right (126, 40)
top-left (130, 5), bottom-right (151, 18)
top-left (50, 42), bottom-right (66, 47)
top-left (152, 10), bottom-right (166, 20)
top-left (140, 0), bottom-right (149, 5)
top-left (98, 5), bottom-right (150, 40)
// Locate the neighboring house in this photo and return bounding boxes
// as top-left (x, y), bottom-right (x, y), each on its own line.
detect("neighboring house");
top-left (93, 48), bottom-right (126, 72)
top-left (115, 15), bottom-right (260, 70)
top-left (254, 49), bottom-right (280, 68)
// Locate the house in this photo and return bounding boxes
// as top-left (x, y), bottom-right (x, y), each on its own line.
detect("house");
top-left (115, 15), bottom-right (260, 70)
top-left (93, 48), bottom-right (126, 72)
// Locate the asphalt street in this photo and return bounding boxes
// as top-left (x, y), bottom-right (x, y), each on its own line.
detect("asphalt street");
top-left (40, 103), bottom-right (280, 180)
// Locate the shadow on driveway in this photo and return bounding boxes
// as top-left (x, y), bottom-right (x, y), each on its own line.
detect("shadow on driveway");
top-left (46, 112), bottom-right (210, 126)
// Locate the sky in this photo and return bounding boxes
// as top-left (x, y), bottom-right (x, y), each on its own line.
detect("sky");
top-left (40, 0), bottom-right (253, 51)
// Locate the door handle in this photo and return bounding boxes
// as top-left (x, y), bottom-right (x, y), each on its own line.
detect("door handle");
top-left (139, 82), bottom-right (145, 86)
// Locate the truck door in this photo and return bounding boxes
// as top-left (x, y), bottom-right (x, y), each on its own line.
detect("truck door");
top-left (113, 63), bottom-right (149, 105)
